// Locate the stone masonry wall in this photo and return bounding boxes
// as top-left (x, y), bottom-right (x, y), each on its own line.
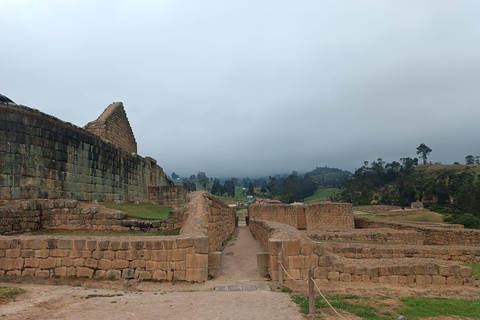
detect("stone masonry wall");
top-left (307, 228), bottom-right (423, 245)
top-left (148, 186), bottom-right (188, 208)
top-left (249, 219), bottom-right (475, 286)
top-left (180, 192), bottom-right (235, 252)
top-left (324, 243), bottom-right (480, 264)
top-left (0, 191), bottom-right (233, 282)
top-left (0, 199), bottom-right (182, 235)
top-left (83, 102), bottom-right (137, 154)
top-left (0, 235), bottom-right (209, 281)
top-left (305, 203), bottom-right (354, 231)
top-left (248, 203), bottom-right (354, 232)
top-left (0, 103), bottom-right (171, 202)
top-left (355, 217), bottom-right (480, 246)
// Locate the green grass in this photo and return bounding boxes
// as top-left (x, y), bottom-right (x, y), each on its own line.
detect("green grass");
top-left (31, 229), bottom-right (180, 236)
top-left (398, 297), bottom-right (480, 319)
top-left (0, 286), bottom-right (24, 302)
top-left (101, 203), bottom-right (172, 220)
top-left (304, 188), bottom-right (338, 204)
top-left (462, 263), bottom-right (480, 278)
top-left (291, 295), bottom-right (480, 319)
top-left (353, 210), bottom-right (445, 223)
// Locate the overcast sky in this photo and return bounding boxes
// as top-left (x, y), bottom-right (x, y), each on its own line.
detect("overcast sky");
top-left (1, 1), bottom-right (479, 178)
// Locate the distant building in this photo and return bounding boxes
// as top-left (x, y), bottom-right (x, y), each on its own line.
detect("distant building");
top-left (225, 201), bottom-right (240, 207)
top-left (290, 202), bottom-right (304, 206)
top-left (411, 201), bottom-right (424, 209)
top-left (255, 198), bottom-right (282, 205)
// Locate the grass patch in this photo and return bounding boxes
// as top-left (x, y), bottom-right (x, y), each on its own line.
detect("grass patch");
top-left (101, 203), bottom-right (172, 220)
top-left (291, 294), bottom-right (480, 319)
top-left (354, 210), bottom-right (444, 223)
top-left (31, 229), bottom-right (180, 236)
top-left (292, 294), bottom-right (390, 320)
top-left (398, 297), bottom-right (480, 318)
top-left (462, 263), bottom-right (480, 278)
top-left (0, 287), bottom-right (24, 303)
top-left (304, 188), bottom-right (338, 204)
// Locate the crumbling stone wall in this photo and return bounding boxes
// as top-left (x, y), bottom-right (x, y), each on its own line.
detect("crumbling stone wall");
top-left (248, 203), bottom-right (354, 231)
top-left (83, 102), bottom-right (137, 154)
top-left (0, 199), bottom-right (182, 235)
top-left (0, 103), bottom-right (171, 202)
top-left (355, 217), bottom-right (480, 246)
top-left (148, 186), bottom-right (188, 208)
top-left (249, 219), bottom-right (476, 286)
top-left (0, 191), bottom-right (233, 282)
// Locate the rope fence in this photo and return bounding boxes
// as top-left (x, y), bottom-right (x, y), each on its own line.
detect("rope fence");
top-left (278, 252), bottom-right (348, 319)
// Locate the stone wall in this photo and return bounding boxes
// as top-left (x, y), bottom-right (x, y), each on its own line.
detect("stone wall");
top-left (355, 217), bottom-right (480, 246)
top-left (83, 102), bottom-right (137, 154)
top-left (0, 103), bottom-right (171, 202)
top-left (324, 243), bottom-right (480, 263)
top-left (307, 228), bottom-right (423, 245)
top-left (0, 199), bottom-right (182, 235)
top-left (248, 203), bottom-right (354, 231)
top-left (0, 191), bottom-right (234, 282)
top-left (180, 191), bottom-right (236, 252)
top-left (148, 186), bottom-right (188, 208)
top-left (0, 235), bottom-right (208, 281)
top-left (249, 219), bottom-right (476, 286)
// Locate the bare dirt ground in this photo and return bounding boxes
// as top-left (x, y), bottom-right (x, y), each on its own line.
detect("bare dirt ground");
top-left (1, 226), bottom-right (479, 320)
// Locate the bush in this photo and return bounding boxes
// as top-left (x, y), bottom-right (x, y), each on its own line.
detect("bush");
top-left (370, 200), bottom-right (378, 205)
top-left (444, 213), bottom-right (480, 229)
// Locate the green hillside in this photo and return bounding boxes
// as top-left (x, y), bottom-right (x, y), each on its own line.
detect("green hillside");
top-left (304, 166), bottom-right (351, 187)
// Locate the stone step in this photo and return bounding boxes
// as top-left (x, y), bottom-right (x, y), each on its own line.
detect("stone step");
top-left (214, 284), bottom-right (271, 292)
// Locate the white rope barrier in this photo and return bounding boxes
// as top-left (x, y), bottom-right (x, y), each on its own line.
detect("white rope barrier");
top-left (279, 261), bottom-right (348, 319)
top-left (278, 261), bottom-right (307, 282)
top-left (311, 277), bottom-right (348, 320)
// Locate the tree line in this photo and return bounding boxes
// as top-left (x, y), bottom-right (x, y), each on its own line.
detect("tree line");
top-left (332, 143), bottom-right (480, 228)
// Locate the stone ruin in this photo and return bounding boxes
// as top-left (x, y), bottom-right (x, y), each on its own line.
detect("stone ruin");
top-left (249, 203), bottom-right (479, 287)
top-left (0, 101), bottom-right (237, 282)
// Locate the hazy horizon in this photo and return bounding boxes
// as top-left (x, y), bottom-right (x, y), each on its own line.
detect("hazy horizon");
top-left (2, 1), bottom-right (479, 177)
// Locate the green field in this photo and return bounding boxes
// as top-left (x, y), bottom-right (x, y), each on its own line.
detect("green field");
top-left (292, 294), bottom-right (480, 319)
top-left (304, 188), bottom-right (338, 204)
top-left (354, 210), bottom-right (445, 223)
top-left (101, 203), bottom-right (172, 220)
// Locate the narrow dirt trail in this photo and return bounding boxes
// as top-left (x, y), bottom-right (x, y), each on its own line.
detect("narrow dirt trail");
top-left (217, 226), bottom-right (266, 282)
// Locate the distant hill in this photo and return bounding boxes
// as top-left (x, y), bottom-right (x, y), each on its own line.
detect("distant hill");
top-left (304, 166), bottom-right (352, 187)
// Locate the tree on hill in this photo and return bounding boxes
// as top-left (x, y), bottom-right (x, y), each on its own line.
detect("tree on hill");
top-left (466, 155), bottom-right (475, 165)
top-left (416, 143), bottom-right (432, 165)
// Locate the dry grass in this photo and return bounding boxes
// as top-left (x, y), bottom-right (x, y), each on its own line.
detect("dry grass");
top-left (354, 209), bottom-right (445, 223)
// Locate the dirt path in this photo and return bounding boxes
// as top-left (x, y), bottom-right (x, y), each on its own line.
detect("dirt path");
top-left (0, 227), bottom-right (305, 320)
top-left (217, 226), bottom-right (266, 282)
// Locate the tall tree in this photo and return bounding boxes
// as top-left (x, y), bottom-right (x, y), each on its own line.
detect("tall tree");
top-left (465, 155), bottom-right (475, 165)
top-left (416, 143), bottom-right (432, 165)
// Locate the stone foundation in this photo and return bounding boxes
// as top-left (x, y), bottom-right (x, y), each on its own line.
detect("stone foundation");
top-left (0, 191), bottom-right (235, 282)
top-left (249, 219), bottom-right (476, 287)
top-left (355, 217), bottom-right (480, 246)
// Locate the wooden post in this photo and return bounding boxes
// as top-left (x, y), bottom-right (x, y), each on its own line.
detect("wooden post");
top-left (308, 267), bottom-right (316, 315)
top-left (278, 252), bottom-right (283, 284)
